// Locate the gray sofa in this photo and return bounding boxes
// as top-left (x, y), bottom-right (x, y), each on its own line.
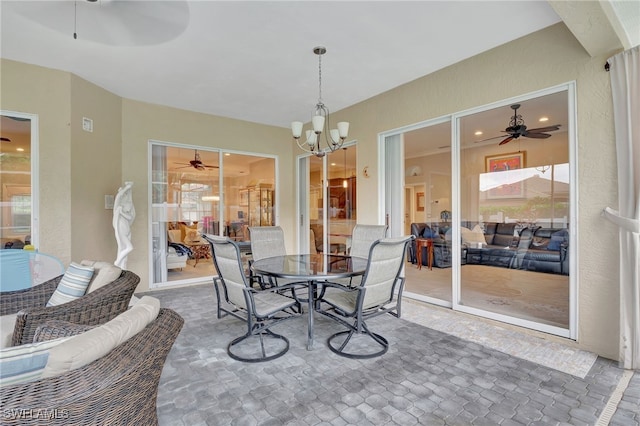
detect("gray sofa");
top-left (409, 222), bottom-right (569, 275)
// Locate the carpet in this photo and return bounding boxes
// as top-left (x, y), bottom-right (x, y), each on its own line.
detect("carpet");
top-left (401, 299), bottom-right (597, 379)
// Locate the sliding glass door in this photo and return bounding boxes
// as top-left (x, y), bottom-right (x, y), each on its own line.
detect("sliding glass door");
top-left (150, 142), bottom-right (276, 288)
top-left (298, 144), bottom-right (357, 256)
top-left (382, 83), bottom-right (576, 338)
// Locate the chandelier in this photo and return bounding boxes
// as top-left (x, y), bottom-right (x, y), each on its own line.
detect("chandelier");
top-left (291, 47), bottom-right (349, 158)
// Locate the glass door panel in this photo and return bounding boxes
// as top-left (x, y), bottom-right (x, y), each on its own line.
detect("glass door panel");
top-left (327, 147), bottom-right (356, 254)
top-left (457, 90), bottom-right (571, 332)
top-left (150, 144), bottom-right (276, 288)
top-left (402, 121), bottom-right (452, 304)
top-left (0, 114), bottom-right (33, 250)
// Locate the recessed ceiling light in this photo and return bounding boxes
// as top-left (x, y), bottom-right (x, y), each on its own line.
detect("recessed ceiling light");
top-left (224, 153), bottom-right (231, 156)
top-left (539, 117), bottom-right (549, 122)
top-left (474, 131), bottom-right (483, 136)
top-left (16, 148), bottom-right (24, 152)
top-left (330, 162), bottom-right (336, 166)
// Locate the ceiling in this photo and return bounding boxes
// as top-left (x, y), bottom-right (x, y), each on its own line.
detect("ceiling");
top-left (1, 0), bottom-right (564, 129)
top-left (1, 1), bottom-right (637, 167)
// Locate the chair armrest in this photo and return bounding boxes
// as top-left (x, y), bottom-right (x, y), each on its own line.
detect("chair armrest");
top-left (12, 271), bottom-right (140, 346)
top-left (0, 276), bottom-right (61, 316)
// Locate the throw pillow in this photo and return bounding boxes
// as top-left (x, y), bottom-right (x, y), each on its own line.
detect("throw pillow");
top-left (46, 262), bottom-right (94, 307)
top-left (421, 227), bottom-right (438, 239)
top-left (0, 336), bottom-right (70, 386)
top-left (547, 229), bottom-right (569, 251)
top-left (461, 226), bottom-right (486, 245)
top-left (80, 260), bottom-right (122, 294)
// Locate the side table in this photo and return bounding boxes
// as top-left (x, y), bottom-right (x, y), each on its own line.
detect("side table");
top-left (415, 238), bottom-right (433, 270)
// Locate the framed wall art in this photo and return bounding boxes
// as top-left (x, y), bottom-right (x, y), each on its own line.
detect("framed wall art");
top-left (484, 151), bottom-right (526, 199)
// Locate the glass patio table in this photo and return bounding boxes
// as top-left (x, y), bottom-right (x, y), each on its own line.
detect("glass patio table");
top-left (251, 253), bottom-right (368, 350)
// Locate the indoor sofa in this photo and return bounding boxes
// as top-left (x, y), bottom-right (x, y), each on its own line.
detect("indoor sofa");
top-left (409, 221), bottom-right (569, 275)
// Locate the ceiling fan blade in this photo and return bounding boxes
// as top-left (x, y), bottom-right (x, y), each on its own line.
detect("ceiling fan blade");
top-left (202, 164), bottom-right (219, 168)
top-left (0, 137), bottom-right (10, 142)
top-left (499, 136), bottom-right (514, 146)
top-left (527, 125), bottom-right (561, 133)
top-left (474, 135), bottom-right (507, 143)
top-left (523, 132), bottom-right (551, 139)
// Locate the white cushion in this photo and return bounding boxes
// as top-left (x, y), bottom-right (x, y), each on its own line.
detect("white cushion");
top-left (41, 296), bottom-right (161, 378)
top-left (46, 262), bottom-right (94, 307)
top-left (461, 226), bottom-right (486, 245)
top-left (0, 336), bottom-right (70, 386)
top-left (0, 315), bottom-right (17, 349)
top-left (80, 260), bottom-right (122, 294)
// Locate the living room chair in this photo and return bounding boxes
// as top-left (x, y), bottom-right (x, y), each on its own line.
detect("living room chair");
top-left (205, 235), bottom-right (302, 362)
top-left (317, 235), bottom-right (414, 359)
top-left (1, 270), bottom-right (140, 346)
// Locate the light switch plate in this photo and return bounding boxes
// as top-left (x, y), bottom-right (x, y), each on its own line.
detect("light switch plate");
top-left (105, 194), bottom-right (114, 209)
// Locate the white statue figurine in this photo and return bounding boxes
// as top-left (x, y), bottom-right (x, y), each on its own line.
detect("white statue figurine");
top-left (113, 181), bottom-right (135, 269)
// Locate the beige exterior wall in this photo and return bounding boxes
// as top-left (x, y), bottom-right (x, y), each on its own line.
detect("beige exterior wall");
top-left (331, 23), bottom-right (619, 359)
top-left (0, 22), bottom-right (621, 359)
top-left (119, 100), bottom-right (292, 291)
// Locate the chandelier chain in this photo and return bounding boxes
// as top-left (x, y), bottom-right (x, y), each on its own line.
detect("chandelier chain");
top-left (317, 52), bottom-right (323, 104)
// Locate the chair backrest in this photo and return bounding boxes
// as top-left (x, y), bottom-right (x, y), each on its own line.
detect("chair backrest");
top-left (360, 236), bottom-right (413, 310)
top-left (248, 226), bottom-right (287, 261)
top-left (204, 235), bottom-right (250, 309)
top-left (349, 224), bottom-right (388, 258)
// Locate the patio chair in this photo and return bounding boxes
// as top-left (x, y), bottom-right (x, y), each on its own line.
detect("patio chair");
top-left (248, 226), bottom-right (303, 289)
top-left (330, 224), bottom-right (388, 287)
top-left (0, 308), bottom-right (183, 425)
top-left (205, 235), bottom-right (302, 362)
top-left (1, 270), bottom-right (140, 346)
top-left (317, 235), bottom-right (414, 359)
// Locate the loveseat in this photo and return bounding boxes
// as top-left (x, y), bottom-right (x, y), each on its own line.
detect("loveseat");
top-left (409, 221), bottom-right (569, 275)
top-left (0, 298), bottom-right (184, 425)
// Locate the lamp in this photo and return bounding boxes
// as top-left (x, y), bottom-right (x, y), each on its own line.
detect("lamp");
top-left (292, 47), bottom-right (349, 158)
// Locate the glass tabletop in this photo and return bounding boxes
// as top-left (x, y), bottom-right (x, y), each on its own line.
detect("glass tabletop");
top-left (251, 254), bottom-right (368, 280)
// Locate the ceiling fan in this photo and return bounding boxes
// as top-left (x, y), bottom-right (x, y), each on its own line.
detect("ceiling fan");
top-left (478, 104), bottom-right (561, 146)
top-left (174, 150), bottom-right (218, 171)
top-left (0, 137), bottom-right (10, 142)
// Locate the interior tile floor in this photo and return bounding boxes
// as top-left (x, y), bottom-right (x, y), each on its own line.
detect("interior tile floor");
top-left (140, 283), bottom-right (639, 426)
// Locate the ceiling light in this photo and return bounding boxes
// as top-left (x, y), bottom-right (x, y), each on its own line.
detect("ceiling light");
top-left (16, 148), bottom-right (24, 152)
top-left (539, 116), bottom-right (549, 122)
top-left (292, 47), bottom-right (349, 158)
top-left (474, 131), bottom-right (483, 136)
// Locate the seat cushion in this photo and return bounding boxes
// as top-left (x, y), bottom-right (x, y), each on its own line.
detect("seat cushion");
top-left (46, 262), bottom-right (95, 307)
top-left (41, 296), bottom-right (161, 378)
top-left (0, 314), bottom-right (17, 349)
top-left (80, 260), bottom-right (122, 294)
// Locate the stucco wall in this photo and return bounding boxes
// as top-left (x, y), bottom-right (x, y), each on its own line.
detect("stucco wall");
top-left (119, 100), bottom-right (292, 292)
top-left (331, 23), bottom-right (619, 359)
top-left (0, 59), bottom-right (73, 264)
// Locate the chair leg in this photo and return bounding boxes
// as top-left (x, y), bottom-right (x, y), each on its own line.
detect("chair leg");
top-left (326, 321), bottom-right (389, 359)
top-left (227, 329), bottom-right (290, 363)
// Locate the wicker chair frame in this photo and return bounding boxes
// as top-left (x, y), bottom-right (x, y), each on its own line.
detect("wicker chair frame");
top-left (0, 308), bottom-right (184, 425)
top-left (0, 270), bottom-right (140, 346)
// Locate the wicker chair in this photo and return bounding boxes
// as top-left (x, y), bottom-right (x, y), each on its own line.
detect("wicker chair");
top-left (0, 270), bottom-right (140, 346)
top-left (0, 308), bottom-right (184, 425)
